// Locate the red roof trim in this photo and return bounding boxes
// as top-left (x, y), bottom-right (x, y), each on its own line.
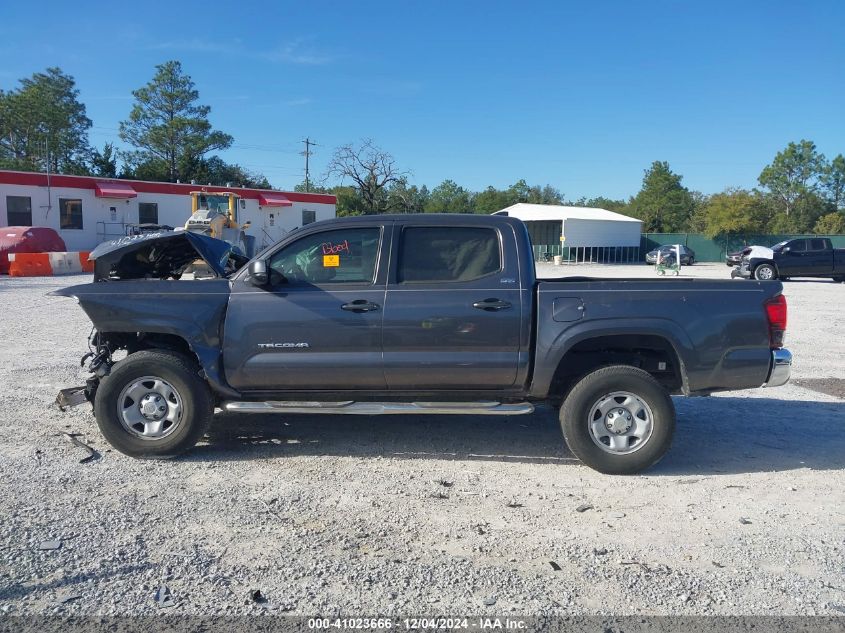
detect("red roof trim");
top-left (258, 193), bottom-right (293, 207)
top-left (95, 181), bottom-right (137, 198)
top-left (0, 169), bottom-right (336, 205)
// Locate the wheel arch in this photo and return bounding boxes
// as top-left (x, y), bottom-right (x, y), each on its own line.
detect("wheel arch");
top-left (97, 330), bottom-right (238, 399)
top-left (534, 329), bottom-right (688, 402)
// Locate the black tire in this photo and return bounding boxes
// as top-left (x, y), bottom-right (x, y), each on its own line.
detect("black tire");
top-left (753, 263), bottom-right (776, 281)
top-left (688, 257), bottom-right (695, 265)
top-left (559, 365), bottom-right (675, 475)
top-left (94, 350), bottom-right (213, 458)
top-left (833, 276), bottom-right (845, 283)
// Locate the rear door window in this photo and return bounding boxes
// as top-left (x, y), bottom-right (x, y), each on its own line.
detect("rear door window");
top-left (398, 226), bottom-right (502, 283)
top-left (809, 238), bottom-right (828, 251)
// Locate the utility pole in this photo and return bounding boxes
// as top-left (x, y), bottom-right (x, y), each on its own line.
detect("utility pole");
top-left (42, 138), bottom-right (53, 218)
top-left (301, 138), bottom-right (316, 192)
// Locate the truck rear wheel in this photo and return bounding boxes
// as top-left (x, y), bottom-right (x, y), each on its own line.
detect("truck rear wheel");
top-left (93, 350), bottom-right (213, 458)
top-left (559, 365), bottom-right (675, 474)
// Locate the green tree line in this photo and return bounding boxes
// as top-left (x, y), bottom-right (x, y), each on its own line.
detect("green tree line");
top-left (313, 140), bottom-right (844, 235)
top-left (1, 63), bottom-right (843, 235)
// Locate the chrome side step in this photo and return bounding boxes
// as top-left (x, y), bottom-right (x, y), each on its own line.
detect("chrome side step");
top-left (221, 400), bottom-right (534, 416)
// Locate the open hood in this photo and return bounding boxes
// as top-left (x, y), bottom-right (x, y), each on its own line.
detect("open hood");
top-left (88, 230), bottom-right (248, 281)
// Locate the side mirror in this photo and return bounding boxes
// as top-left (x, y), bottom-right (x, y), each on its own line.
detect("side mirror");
top-left (247, 260), bottom-right (269, 286)
top-left (782, 247), bottom-right (791, 253)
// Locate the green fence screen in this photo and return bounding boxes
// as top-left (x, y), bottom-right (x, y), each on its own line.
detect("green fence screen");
top-left (640, 234), bottom-right (845, 263)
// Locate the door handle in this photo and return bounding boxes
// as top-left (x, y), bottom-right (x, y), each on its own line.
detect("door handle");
top-left (472, 298), bottom-right (512, 311)
top-left (341, 300), bottom-right (380, 313)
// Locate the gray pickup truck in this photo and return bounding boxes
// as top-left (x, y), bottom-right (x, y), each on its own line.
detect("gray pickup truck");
top-left (53, 214), bottom-right (792, 474)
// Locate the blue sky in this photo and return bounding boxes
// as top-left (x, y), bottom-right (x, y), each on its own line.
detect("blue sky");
top-left (1, 1), bottom-right (843, 199)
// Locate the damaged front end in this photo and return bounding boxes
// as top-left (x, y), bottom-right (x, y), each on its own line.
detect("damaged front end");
top-left (55, 329), bottom-right (115, 410)
top-left (51, 230), bottom-right (244, 411)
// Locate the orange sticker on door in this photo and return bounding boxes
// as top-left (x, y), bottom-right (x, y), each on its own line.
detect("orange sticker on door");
top-left (323, 254), bottom-right (340, 267)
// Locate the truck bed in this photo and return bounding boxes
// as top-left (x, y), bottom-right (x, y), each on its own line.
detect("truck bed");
top-left (532, 277), bottom-right (782, 395)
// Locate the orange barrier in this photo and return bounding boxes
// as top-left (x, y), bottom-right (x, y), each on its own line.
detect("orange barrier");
top-left (8, 253), bottom-right (53, 277)
top-left (7, 251), bottom-right (94, 276)
top-left (79, 251), bottom-right (94, 273)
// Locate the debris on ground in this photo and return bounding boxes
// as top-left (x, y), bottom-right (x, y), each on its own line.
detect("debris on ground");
top-left (61, 432), bottom-right (99, 464)
top-left (38, 540), bottom-right (61, 551)
top-left (576, 504), bottom-right (594, 513)
top-left (549, 561), bottom-right (562, 571)
top-left (505, 500), bottom-right (524, 508)
top-left (249, 589), bottom-right (267, 604)
top-left (483, 596), bottom-right (497, 606)
top-left (593, 548), bottom-right (609, 556)
top-left (739, 517), bottom-right (753, 525)
top-left (621, 560), bottom-right (652, 572)
top-left (154, 585), bottom-right (174, 608)
top-left (432, 479), bottom-right (453, 487)
top-left (55, 592), bottom-right (82, 605)
top-left (609, 511), bottom-right (626, 519)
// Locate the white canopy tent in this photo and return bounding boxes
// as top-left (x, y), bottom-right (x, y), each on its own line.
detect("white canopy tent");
top-left (493, 203), bottom-right (643, 263)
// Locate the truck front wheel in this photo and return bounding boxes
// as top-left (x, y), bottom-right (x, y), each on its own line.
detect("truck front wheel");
top-left (754, 264), bottom-right (776, 280)
top-left (559, 365), bottom-right (675, 474)
top-left (93, 350), bottom-right (213, 458)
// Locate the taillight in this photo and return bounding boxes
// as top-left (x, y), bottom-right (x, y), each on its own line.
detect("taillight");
top-left (764, 294), bottom-right (787, 348)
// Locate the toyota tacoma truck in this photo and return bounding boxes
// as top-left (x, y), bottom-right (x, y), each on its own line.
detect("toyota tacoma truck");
top-left (733, 237), bottom-right (845, 282)
top-left (51, 215), bottom-right (792, 474)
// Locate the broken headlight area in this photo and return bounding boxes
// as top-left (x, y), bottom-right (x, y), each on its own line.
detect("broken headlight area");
top-left (54, 329), bottom-right (115, 410)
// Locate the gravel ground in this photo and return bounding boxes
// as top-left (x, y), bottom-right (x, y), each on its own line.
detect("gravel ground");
top-left (0, 264), bottom-right (843, 618)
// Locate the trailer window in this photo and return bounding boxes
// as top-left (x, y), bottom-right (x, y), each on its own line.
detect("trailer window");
top-left (6, 196), bottom-right (32, 225)
top-left (139, 202), bottom-right (158, 224)
top-left (398, 226), bottom-right (501, 283)
top-left (59, 198), bottom-right (83, 230)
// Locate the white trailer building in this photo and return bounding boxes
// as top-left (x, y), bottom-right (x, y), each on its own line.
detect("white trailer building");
top-left (0, 170), bottom-right (336, 252)
top-left (493, 203), bottom-right (642, 262)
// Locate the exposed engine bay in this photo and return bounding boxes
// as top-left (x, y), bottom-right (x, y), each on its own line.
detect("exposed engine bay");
top-left (88, 230), bottom-right (248, 282)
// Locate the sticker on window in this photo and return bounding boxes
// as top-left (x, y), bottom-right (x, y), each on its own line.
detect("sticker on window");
top-left (322, 240), bottom-right (350, 255)
top-left (323, 254), bottom-right (340, 267)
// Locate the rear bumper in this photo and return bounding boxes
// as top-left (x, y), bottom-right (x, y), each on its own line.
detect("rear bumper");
top-left (764, 348), bottom-right (792, 387)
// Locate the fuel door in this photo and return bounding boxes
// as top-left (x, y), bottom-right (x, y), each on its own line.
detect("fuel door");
top-left (552, 297), bottom-right (585, 322)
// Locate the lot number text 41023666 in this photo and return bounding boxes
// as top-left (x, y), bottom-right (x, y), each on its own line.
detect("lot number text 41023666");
top-left (307, 617), bottom-right (528, 630)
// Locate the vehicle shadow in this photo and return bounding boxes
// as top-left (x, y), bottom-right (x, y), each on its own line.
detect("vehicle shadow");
top-left (189, 396), bottom-right (844, 475)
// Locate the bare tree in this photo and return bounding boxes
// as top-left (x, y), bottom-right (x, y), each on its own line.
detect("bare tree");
top-left (324, 139), bottom-right (408, 214)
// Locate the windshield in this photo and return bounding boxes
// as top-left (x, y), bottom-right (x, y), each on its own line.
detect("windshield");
top-left (197, 195), bottom-right (231, 214)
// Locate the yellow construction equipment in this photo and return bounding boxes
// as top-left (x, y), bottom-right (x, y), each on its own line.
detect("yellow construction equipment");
top-left (184, 191), bottom-right (252, 254)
